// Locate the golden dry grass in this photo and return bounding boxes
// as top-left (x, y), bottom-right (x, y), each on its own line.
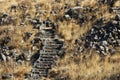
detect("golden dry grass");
top-left (114, 0), bottom-right (120, 7)
top-left (0, 60), bottom-right (31, 80)
top-left (81, 0), bottom-right (98, 7)
top-left (51, 50), bottom-right (120, 80)
top-left (58, 21), bottom-right (93, 44)
top-left (0, 25), bottom-right (38, 53)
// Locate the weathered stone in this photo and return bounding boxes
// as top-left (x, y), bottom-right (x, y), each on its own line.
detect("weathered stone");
top-left (27, 23), bottom-right (64, 80)
top-left (2, 73), bottom-right (13, 79)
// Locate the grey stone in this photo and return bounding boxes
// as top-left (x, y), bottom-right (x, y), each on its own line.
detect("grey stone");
top-left (115, 14), bottom-right (120, 21)
top-left (2, 73), bottom-right (13, 79)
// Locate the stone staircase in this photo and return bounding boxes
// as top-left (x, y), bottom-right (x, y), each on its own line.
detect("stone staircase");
top-left (26, 26), bottom-right (64, 80)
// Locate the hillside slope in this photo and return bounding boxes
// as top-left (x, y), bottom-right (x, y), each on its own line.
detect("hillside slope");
top-left (0, 0), bottom-right (120, 80)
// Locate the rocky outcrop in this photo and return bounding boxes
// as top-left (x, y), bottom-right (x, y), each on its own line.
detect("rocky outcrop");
top-left (75, 7), bottom-right (120, 55)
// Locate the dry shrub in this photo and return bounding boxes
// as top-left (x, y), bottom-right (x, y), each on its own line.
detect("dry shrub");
top-left (81, 0), bottom-right (98, 7)
top-left (8, 25), bottom-right (37, 51)
top-left (14, 62), bottom-right (32, 80)
top-left (58, 20), bottom-right (94, 44)
top-left (58, 21), bottom-right (81, 43)
top-left (114, 0), bottom-right (120, 7)
top-left (0, 60), bottom-right (31, 80)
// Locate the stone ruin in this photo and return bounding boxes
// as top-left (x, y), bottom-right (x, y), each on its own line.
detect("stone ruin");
top-left (26, 24), bottom-right (64, 80)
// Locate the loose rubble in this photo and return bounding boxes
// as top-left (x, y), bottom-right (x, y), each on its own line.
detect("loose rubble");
top-left (74, 8), bottom-right (120, 55)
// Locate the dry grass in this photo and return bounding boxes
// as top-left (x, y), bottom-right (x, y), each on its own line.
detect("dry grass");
top-left (0, 25), bottom-right (38, 53)
top-left (58, 21), bottom-right (93, 44)
top-left (0, 60), bottom-right (31, 80)
top-left (114, 0), bottom-right (120, 7)
top-left (13, 62), bottom-right (32, 80)
top-left (57, 0), bottom-right (116, 44)
top-left (51, 50), bottom-right (120, 80)
top-left (8, 25), bottom-right (37, 50)
top-left (81, 0), bottom-right (98, 7)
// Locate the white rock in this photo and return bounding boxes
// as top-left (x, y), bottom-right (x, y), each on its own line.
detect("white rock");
top-left (0, 53), bottom-right (6, 61)
top-left (102, 41), bottom-right (108, 46)
top-left (64, 14), bottom-right (70, 18)
top-left (100, 46), bottom-right (104, 50)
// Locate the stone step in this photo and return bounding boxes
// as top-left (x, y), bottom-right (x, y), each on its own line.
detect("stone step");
top-left (42, 46), bottom-right (58, 49)
top-left (34, 60), bottom-right (55, 64)
top-left (41, 34), bottom-right (55, 37)
top-left (39, 35), bottom-right (55, 38)
top-left (42, 38), bottom-right (63, 41)
top-left (41, 35), bottom-right (55, 38)
top-left (28, 77), bottom-right (40, 80)
top-left (43, 43), bottom-right (62, 46)
top-left (39, 56), bottom-right (57, 60)
top-left (44, 29), bottom-right (55, 32)
top-left (44, 40), bottom-right (63, 45)
top-left (43, 29), bottom-right (55, 33)
top-left (39, 54), bottom-right (57, 57)
top-left (38, 74), bottom-right (47, 77)
top-left (33, 63), bottom-right (51, 68)
top-left (43, 44), bottom-right (60, 47)
top-left (43, 43), bottom-right (63, 46)
top-left (37, 32), bottom-right (54, 36)
top-left (32, 68), bottom-right (50, 71)
top-left (31, 73), bottom-right (47, 78)
top-left (42, 49), bottom-right (59, 51)
top-left (33, 63), bottom-right (52, 67)
top-left (40, 37), bottom-right (56, 41)
top-left (42, 45), bottom-right (62, 49)
top-left (43, 32), bottom-right (55, 35)
top-left (43, 40), bottom-right (57, 44)
top-left (40, 60), bottom-right (55, 63)
top-left (31, 73), bottom-right (48, 78)
top-left (33, 60), bottom-right (53, 66)
top-left (43, 40), bottom-right (60, 43)
top-left (40, 50), bottom-right (58, 53)
top-left (31, 69), bottom-right (49, 73)
top-left (34, 62), bottom-right (55, 67)
top-left (40, 26), bottom-right (53, 30)
top-left (36, 33), bottom-right (55, 38)
top-left (40, 49), bottom-right (58, 54)
top-left (40, 54), bottom-right (58, 59)
top-left (31, 72), bottom-right (48, 78)
top-left (39, 58), bottom-right (55, 61)
top-left (30, 75), bottom-right (41, 80)
top-left (42, 35), bottom-right (55, 38)
top-left (33, 65), bottom-right (51, 69)
top-left (31, 72), bottom-right (41, 75)
top-left (39, 56), bottom-right (58, 59)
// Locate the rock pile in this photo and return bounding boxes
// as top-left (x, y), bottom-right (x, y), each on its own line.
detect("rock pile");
top-left (63, 6), bottom-right (89, 24)
top-left (75, 14), bottom-right (120, 55)
top-left (0, 13), bottom-right (15, 25)
top-left (98, 0), bottom-right (115, 7)
top-left (0, 45), bottom-right (32, 64)
top-left (0, 46), bottom-right (15, 62)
